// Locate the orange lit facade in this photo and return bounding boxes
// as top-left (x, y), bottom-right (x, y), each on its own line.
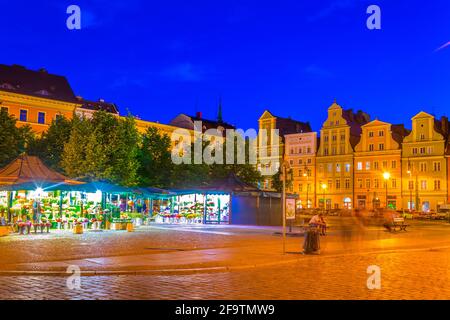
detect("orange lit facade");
top-left (354, 120), bottom-right (407, 210)
top-left (284, 132), bottom-right (317, 209)
top-left (401, 112), bottom-right (449, 212)
top-left (0, 89), bottom-right (78, 135)
top-left (316, 101), bottom-right (370, 210)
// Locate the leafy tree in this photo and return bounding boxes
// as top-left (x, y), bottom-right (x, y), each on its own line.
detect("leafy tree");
top-left (61, 111), bottom-right (139, 186)
top-left (137, 126), bottom-right (173, 187)
top-left (271, 167), bottom-right (293, 193)
top-left (0, 109), bottom-right (34, 167)
top-left (113, 115), bottom-right (140, 186)
top-left (170, 138), bottom-right (210, 188)
top-left (61, 113), bottom-right (92, 178)
top-left (33, 116), bottom-right (72, 170)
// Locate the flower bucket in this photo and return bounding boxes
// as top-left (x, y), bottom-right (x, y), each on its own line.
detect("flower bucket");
top-left (126, 222), bottom-right (134, 232)
top-left (73, 224), bottom-right (83, 234)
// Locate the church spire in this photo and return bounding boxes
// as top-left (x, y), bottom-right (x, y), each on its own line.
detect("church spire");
top-left (217, 96), bottom-right (223, 123)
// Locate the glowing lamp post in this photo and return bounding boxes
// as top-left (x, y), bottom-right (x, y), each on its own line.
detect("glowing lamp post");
top-left (383, 172), bottom-right (391, 209)
top-left (303, 171), bottom-right (308, 209)
top-left (321, 183), bottom-right (327, 212)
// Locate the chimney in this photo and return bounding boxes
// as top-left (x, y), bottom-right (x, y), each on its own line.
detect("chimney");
top-left (99, 99), bottom-right (105, 103)
top-left (441, 116), bottom-right (449, 136)
top-left (196, 111), bottom-right (202, 119)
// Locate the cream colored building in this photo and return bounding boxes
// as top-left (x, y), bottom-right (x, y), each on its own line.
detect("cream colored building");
top-left (316, 101), bottom-right (370, 209)
top-left (257, 110), bottom-right (311, 190)
top-left (401, 112), bottom-right (449, 211)
top-left (354, 120), bottom-right (408, 210)
top-left (284, 132), bottom-right (317, 208)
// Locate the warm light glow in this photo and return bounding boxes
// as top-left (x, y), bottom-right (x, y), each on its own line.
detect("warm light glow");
top-left (321, 183), bottom-right (327, 190)
top-left (383, 172), bottom-right (391, 180)
top-left (35, 188), bottom-right (44, 198)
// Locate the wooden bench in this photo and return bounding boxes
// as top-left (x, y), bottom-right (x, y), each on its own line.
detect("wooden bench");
top-left (392, 217), bottom-right (409, 232)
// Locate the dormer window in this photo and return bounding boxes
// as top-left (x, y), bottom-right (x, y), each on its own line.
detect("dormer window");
top-left (35, 89), bottom-right (51, 96)
top-left (0, 83), bottom-right (16, 90)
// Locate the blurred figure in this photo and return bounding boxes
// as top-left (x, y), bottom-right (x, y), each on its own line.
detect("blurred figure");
top-left (309, 213), bottom-right (327, 236)
top-left (382, 209), bottom-right (398, 232)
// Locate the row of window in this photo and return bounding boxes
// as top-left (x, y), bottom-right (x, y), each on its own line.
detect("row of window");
top-left (408, 180), bottom-right (442, 191)
top-left (288, 158), bottom-right (313, 166)
top-left (315, 179), bottom-right (443, 191)
top-left (412, 146), bottom-right (434, 155)
top-left (356, 160), bottom-right (397, 171)
top-left (356, 178), bottom-right (397, 189)
top-left (1, 107), bottom-right (49, 124)
top-left (319, 163), bottom-right (352, 174)
top-left (289, 147), bottom-right (313, 155)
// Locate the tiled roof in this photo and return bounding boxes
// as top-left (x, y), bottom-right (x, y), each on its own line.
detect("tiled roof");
top-left (0, 64), bottom-right (78, 103)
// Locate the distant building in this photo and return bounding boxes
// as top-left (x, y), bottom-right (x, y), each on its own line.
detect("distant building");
top-left (284, 131), bottom-right (317, 208)
top-left (0, 64), bottom-right (79, 134)
top-left (401, 112), bottom-right (449, 212)
top-left (257, 110), bottom-right (312, 191)
top-left (76, 97), bottom-right (119, 118)
top-left (354, 120), bottom-right (410, 210)
top-left (0, 63), bottom-right (191, 142)
top-left (170, 101), bottom-right (235, 137)
top-left (316, 101), bottom-right (370, 210)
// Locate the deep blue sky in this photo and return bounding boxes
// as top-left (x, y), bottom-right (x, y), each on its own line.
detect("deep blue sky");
top-left (1, 0), bottom-right (449, 131)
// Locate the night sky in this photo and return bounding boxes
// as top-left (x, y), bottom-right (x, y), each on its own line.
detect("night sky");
top-left (1, 0), bottom-right (449, 131)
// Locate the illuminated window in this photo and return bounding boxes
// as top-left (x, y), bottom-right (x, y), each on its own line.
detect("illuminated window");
top-left (421, 180), bottom-right (427, 190)
top-left (357, 162), bottom-right (363, 170)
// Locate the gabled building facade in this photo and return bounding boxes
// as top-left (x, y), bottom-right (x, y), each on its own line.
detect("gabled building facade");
top-left (401, 112), bottom-right (449, 211)
top-left (257, 110), bottom-right (311, 190)
top-left (284, 132), bottom-right (317, 208)
top-left (354, 120), bottom-right (409, 210)
top-left (316, 101), bottom-right (370, 210)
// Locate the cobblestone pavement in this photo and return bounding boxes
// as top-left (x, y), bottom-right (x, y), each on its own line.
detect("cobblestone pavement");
top-left (1, 247), bottom-right (450, 300)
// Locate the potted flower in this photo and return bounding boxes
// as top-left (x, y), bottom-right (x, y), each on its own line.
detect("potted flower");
top-left (73, 221), bottom-right (83, 234)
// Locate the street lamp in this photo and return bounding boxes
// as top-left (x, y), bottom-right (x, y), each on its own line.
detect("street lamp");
top-left (303, 169), bottom-right (308, 209)
top-left (383, 172), bottom-right (391, 209)
top-left (407, 159), bottom-right (413, 212)
top-left (321, 183), bottom-right (327, 212)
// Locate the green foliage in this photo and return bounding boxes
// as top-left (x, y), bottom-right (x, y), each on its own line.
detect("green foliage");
top-left (61, 112), bottom-right (140, 186)
top-left (31, 116), bottom-right (72, 170)
top-left (137, 126), bottom-right (174, 187)
top-left (271, 167), bottom-right (293, 193)
top-left (0, 109), bottom-right (34, 167)
top-left (61, 113), bottom-right (92, 178)
top-left (170, 136), bottom-right (261, 188)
